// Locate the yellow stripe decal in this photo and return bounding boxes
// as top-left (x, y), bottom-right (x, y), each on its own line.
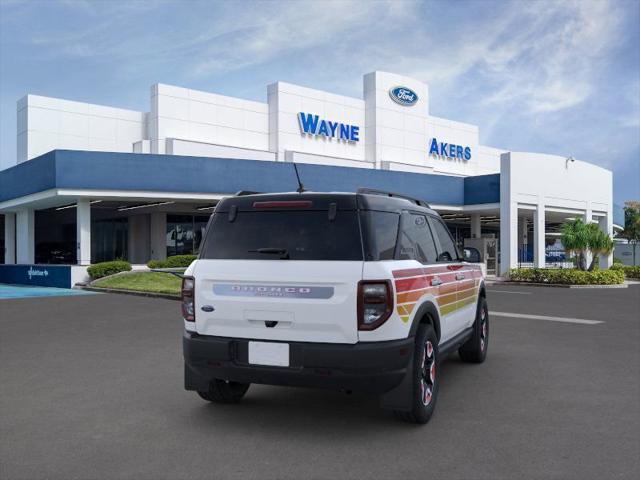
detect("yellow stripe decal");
top-left (440, 295), bottom-right (477, 316)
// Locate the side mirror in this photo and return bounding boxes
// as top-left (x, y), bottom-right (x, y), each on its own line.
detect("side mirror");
top-left (463, 247), bottom-right (481, 263)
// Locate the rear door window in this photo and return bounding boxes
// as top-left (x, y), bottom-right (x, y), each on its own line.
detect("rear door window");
top-left (428, 216), bottom-right (459, 262)
top-left (398, 212), bottom-right (438, 264)
top-left (360, 211), bottom-right (400, 261)
top-left (201, 210), bottom-right (363, 261)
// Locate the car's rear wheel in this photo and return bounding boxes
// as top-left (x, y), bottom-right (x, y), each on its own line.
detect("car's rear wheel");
top-left (395, 323), bottom-right (439, 424)
top-left (197, 379), bottom-right (250, 404)
top-left (459, 296), bottom-right (489, 363)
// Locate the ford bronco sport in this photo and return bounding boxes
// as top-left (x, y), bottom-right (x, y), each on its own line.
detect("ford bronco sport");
top-left (182, 189), bottom-right (488, 423)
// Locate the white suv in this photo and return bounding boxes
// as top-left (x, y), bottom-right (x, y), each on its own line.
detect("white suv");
top-left (182, 189), bottom-right (488, 423)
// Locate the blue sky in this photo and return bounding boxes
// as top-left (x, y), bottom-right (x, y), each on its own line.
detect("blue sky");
top-left (0, 0), bottom-right (638, 203)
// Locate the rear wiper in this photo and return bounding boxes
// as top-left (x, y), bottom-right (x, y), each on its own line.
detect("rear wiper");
top-left (248, 247), bottom-right (290, 259)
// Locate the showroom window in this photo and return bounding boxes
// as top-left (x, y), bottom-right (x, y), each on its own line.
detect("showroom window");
top-left (166, 215), bottom-right (209, 257)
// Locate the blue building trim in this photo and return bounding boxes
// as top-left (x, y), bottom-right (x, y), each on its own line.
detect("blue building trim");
top-left (464, 174), bottom-right (500, 205)
top-left (0, 150), bottom-right (501, 206)
top-left (0, 151), bottom-right (57, 202)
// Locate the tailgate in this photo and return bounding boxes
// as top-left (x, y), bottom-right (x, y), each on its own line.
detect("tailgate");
top-left (193, 260), bottom-right (363, 343)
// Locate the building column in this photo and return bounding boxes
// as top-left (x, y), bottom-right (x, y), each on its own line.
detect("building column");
top-left (599, 214), bottom-right (613, 270)
top-left (150, 212), bottom-right (167, 261)
top-left (499, 202), bottom-right (517, 275)
top-left (3, 213), bottom-right (16, 264)
top-left (76, 199), bottom-right (91, 265)
top-left (533, 203), bottom-right (545, 268)
top-left (16, 209), bottom-right (35, 264)
top-left (470, 214), bottom-right (481, 239)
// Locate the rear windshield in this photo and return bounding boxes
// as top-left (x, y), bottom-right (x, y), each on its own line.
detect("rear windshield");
top-left (201, 210), bottom-right (364, 261)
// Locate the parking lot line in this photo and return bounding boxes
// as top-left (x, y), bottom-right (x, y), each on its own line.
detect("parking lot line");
top-left (489, 290), bottom-right (533, 295)
top-left (491, 311), bottom-right (603, 325)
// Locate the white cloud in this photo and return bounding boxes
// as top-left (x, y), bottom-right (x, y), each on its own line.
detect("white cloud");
top-left (482, 0), bottom-right (622, 113)
top-left (187, 0), bottom-right (412, 78)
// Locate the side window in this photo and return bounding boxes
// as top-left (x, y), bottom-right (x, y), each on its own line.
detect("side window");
top-left (398, 213), bottom-right (438, 264)
top-left (428, 216), bottom-right (459, 262)
top-left (360, 211), bottom-right (400, 261)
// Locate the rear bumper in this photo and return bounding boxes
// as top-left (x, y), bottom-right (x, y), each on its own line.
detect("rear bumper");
top-left (183, 332), bottom-right (414, 394)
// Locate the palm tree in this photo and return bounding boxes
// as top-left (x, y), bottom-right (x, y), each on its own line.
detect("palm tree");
top-left (587, 223), bottom-right (614, 271)
top-left (561, 219), bottom-right (589, 270)
top-left (561, 219), bottom-right (614, 271)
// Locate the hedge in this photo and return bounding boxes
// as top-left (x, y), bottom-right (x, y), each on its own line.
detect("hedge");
top-left (147, 254), bottom-right (197, 269)
top-left (87, 260), bottom-right (132, 280)
top-left (508, 268), bottom-right (625, 285)
top-left (610, 264), bottom-right (640, 279)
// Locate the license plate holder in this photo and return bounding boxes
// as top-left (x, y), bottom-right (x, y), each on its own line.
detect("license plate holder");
top-left (248, 341), bottom-right (290, 367)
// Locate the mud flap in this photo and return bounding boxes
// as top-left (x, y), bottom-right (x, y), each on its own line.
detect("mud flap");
top-left (379, 350), bottom-right (415, 412)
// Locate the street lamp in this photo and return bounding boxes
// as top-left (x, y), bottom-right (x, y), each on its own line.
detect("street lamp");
top-left (565, 156), bottom-right (575, 168)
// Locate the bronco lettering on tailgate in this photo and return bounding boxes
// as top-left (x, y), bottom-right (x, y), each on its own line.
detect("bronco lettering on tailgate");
top-left (213, 284), bottom-right (334, 299)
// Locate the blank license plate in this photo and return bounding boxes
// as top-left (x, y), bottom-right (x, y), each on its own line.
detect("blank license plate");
top-left (248, 341), bottom-right (289, 367)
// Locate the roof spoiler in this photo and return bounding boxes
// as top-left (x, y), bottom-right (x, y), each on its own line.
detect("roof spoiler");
top-left (357, 188), bottom-right (431, 208)
top-left (234, 190), bottom-right (262, 196)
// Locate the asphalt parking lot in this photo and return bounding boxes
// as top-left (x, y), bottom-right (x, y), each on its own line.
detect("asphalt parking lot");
top-left (1, 285), bottom-right (639, 480)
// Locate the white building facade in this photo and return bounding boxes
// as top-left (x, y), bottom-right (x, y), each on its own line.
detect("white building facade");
top-left (1, 71), bottom-right (622, 285)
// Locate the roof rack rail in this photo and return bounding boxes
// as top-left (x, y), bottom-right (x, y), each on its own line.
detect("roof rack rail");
top-left (356, 188), bottom-right (431, 208)
top-left (234, 190), bottom-right (262, 196)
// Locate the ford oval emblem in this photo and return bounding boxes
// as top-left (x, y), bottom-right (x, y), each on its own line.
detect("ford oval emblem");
top-left (389, 86), bottom-right (419, 106)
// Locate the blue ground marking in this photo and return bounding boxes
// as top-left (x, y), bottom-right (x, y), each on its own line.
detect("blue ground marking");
top-left (0, 284), bottom-right (98, 299)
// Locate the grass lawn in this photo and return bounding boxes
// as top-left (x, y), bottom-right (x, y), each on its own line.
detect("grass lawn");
top-left (92, 272), bottom-right (182, 296)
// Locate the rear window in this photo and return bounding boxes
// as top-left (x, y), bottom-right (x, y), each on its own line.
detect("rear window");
top-left (201, 210), bottom-right (363, 261)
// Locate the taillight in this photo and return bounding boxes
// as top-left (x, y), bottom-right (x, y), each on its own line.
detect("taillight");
top-left (182, 276), bottom-right (195, 322)
top-left (357, 280), bottom-right (393, 330)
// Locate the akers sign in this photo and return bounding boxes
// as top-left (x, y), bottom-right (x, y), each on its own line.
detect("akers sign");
top-left (429, 138), bottom-right (472, 161)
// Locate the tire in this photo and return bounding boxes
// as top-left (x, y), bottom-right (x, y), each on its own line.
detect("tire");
top-left (395, 324), bottom-right (439, 424)
top-left (197, 379), bottom-right (250, 404)
top-left (459, 296), bottom-right (489, 363)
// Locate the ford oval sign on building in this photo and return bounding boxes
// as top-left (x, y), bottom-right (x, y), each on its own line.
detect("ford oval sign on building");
top-left (389, 86), bottom-right (419, 106)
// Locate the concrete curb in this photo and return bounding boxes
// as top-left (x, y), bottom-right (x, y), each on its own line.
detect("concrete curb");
top-left (497, 281), bottom-right (628, 289)
top-left (81, 286), bottom-right (180, 300)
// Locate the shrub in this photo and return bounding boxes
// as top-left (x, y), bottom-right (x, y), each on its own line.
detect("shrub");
top-left (87, 260), bottom-right (132, 280)
top-left (147, 259), bottom-right (164, 269)
top-left (146, 254), bottom-right (197, 269)
top-left (164, 254), bottom-right (197, 268)
top-left (610, 264), bottom-right (640, 279)
top-left (624, 265), bottom-right (640, 279)
top-left (508, 268), bottom-right (624, 285)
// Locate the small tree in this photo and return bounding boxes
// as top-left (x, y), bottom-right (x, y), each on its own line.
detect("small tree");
top-left (560, 219), bottom-right (614, 271)
top-left (561, 219), bottom-right (590, 270)
top-left (586, 223), bottom-right (614, 271)
top-left (618, 201), bottom-right (640, 266)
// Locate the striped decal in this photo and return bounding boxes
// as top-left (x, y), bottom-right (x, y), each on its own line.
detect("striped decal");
top-left (392, 264), bottom-right (482, 323)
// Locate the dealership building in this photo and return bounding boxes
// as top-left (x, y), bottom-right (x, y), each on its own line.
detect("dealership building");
top-left (0, 71), bottom-right (623, 286)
